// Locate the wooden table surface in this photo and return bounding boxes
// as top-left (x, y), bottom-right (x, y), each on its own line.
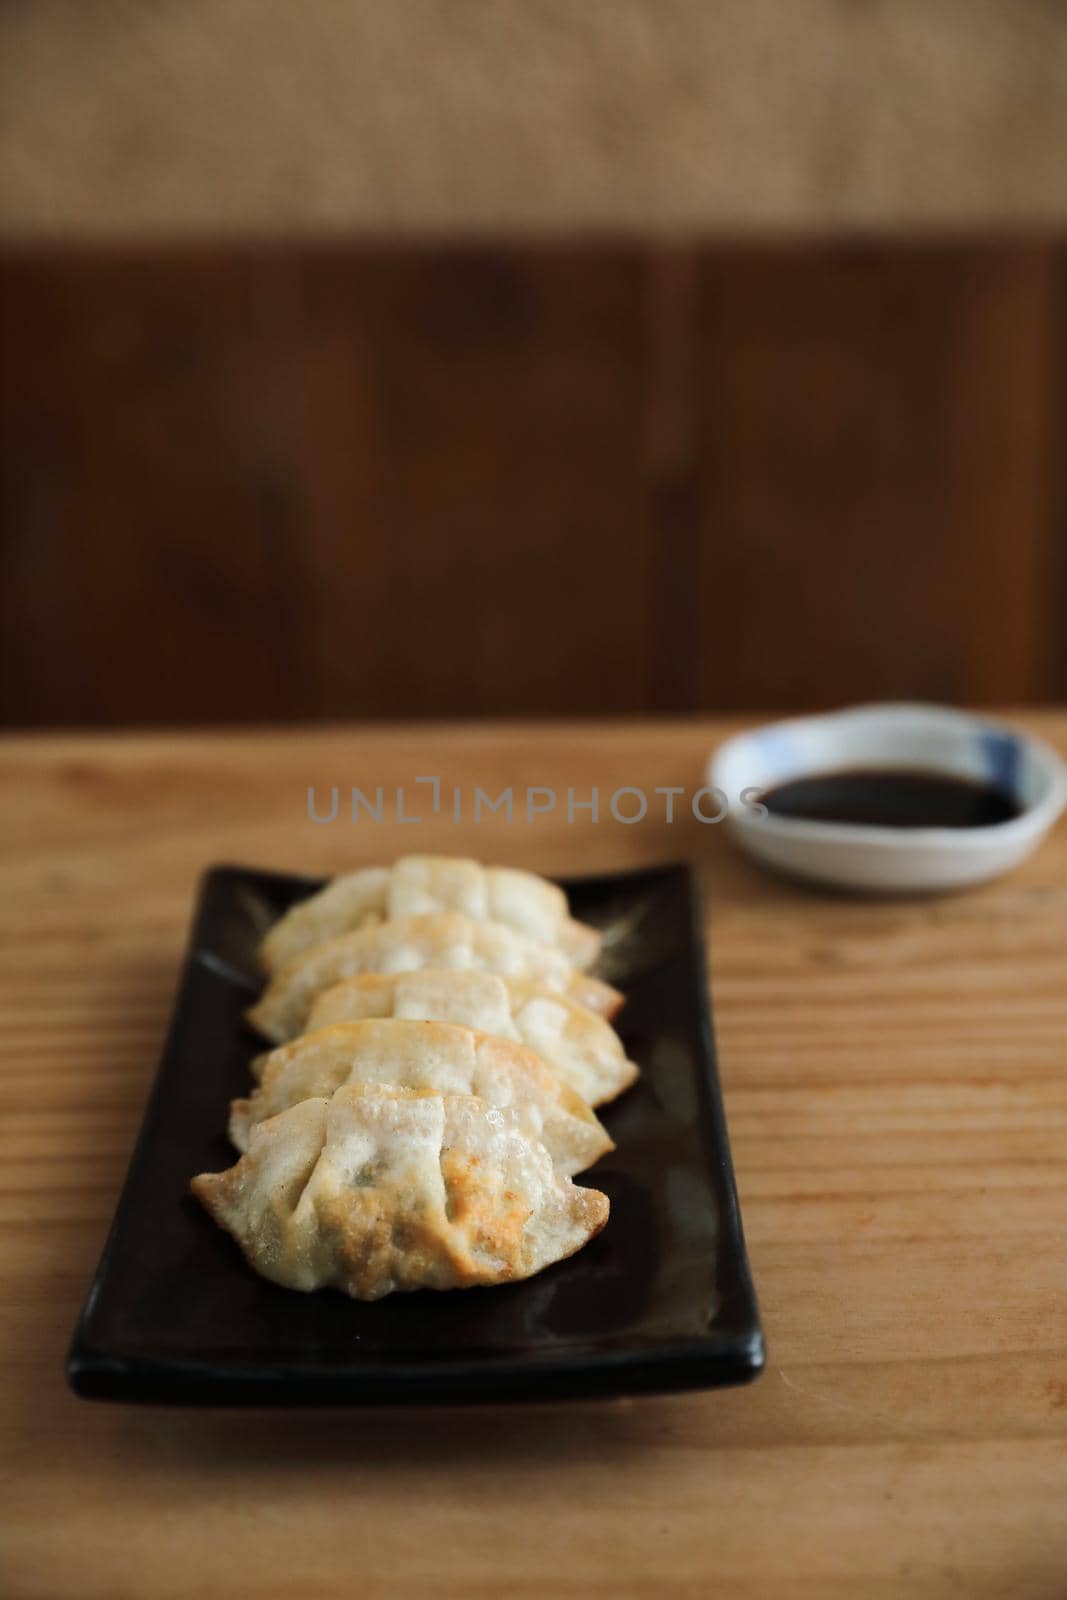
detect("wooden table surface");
top-left (2, 716), bottom-right (1065, 1600)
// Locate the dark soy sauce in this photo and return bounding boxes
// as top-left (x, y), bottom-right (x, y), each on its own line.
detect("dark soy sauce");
top-left (760, 769), bottom-right (1021, 829)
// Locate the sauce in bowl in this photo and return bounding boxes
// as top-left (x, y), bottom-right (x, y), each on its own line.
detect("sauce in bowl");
top-left (760, 769), bottom-right (1021, 830)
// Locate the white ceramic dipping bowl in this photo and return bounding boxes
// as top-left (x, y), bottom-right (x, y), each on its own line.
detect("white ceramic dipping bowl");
top-left (709, 703), bottom-right (1067, 894)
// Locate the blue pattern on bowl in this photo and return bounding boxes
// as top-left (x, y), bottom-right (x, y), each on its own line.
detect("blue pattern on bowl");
top-left (979, 728), bottom-right (1021, 801)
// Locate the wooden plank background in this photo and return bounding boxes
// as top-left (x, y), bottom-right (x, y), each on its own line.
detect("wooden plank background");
top-left (2, 240), bottom-right (1065, 726)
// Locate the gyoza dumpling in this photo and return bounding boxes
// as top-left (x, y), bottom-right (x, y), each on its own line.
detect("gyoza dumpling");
top-left (247, 912), bottom-right (622, 1044)
top-left (302, 970), bottom-right (639, 1108)
top-left (229, 1017), bottom-right (613, 1175)
top-left (191, 1084), bottom-right (609, 1299)
top-left (259, 856), bottom-right (601, 974)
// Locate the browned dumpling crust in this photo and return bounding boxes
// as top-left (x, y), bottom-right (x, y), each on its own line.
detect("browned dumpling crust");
top-left (259, 856), bottom-right (601, 974)
top-left (247, 912), bottom-right (623, 1044)
top-left (229, 1017), bottom-right (613, 1175)
top-left (301, 970), bottom-right (638, 1107)
top-left (191, 1085), bottom-right (609, 1300)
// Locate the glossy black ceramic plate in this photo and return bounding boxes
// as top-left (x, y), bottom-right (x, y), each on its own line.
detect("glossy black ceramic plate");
top-left (68, 862), bottom-right (763, 1404)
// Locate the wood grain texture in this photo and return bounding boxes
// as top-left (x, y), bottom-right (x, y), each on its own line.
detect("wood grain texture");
top-left (0, 249), bottom-right (314, 724)
top-left (0, 244), bottom-right (664, 723)
top-left (4, 241), bottom-right (1067, 726)
top-left (0, 715), bottom-right (1065, 1598)
top-left (697, 244), bottom-right (1065, 707)
top-left (296, 248), bottom-right (657, 717)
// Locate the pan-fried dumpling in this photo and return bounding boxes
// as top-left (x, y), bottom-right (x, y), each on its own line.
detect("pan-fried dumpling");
top-left (302, 970), bottom-right (639, 1107)
top-left (191, 1084), bottom-right (609, 1299)
top-left (229, 1017), bottom-right (613, 1174)
top-left (247, 912), bottom-right (622, 1044)
top-left (259, 855), bottom-right (601, 974)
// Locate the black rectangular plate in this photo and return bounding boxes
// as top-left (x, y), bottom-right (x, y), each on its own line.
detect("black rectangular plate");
top-left (68, 863), bottom-right (763, 1404)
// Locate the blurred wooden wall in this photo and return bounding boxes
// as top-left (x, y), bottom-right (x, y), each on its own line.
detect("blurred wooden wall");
top-left (2, 241), bottom-right (1065, 726)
